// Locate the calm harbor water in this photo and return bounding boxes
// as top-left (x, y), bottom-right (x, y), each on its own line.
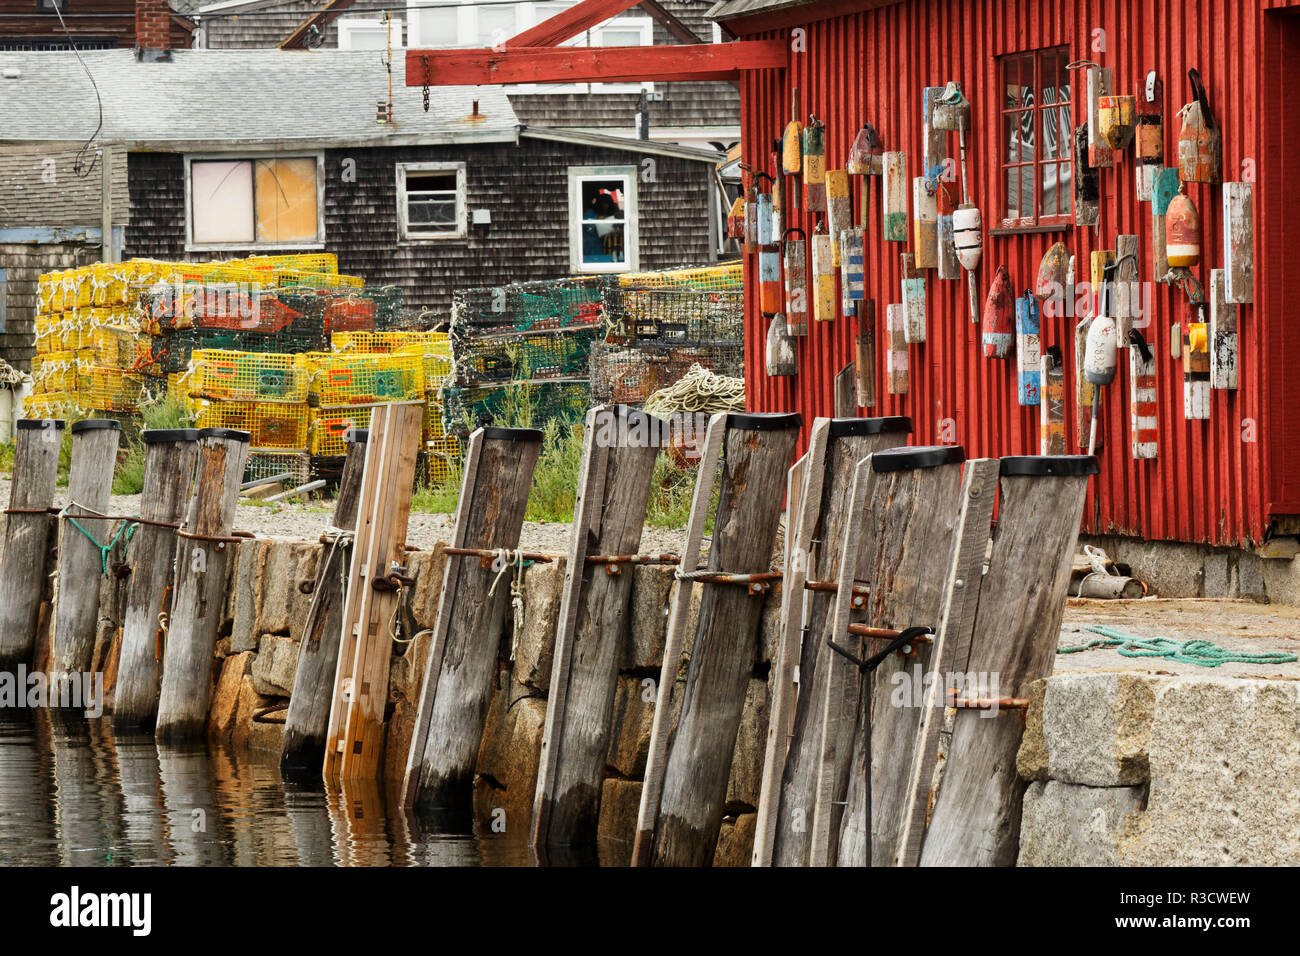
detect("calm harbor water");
top-left (0, 710), bottom-right (540, 867)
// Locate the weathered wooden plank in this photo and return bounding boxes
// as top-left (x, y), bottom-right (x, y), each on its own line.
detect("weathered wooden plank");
top-left (280, 428), bottom-right (368, 776)
top-left (113, 428), bottom-right (200, 733)
top-left (1130, 333), bottom-right (1159, 458)
top-left (826, 170), bottom-right (852, 267)
top-left (155, 427), bottom-right (251, 744)
top-left (51, 420), bottom-right (121, 678)
top-left (406, 425), bottom-right (543, 823)
top-left (631, 413), bottom-right (727, 865)
top-left (840, 227), bottom-right (865, 307)
top-left (1210, 268), bottom-right (1238, 390)
top-left (648, 413), bottom-right (800, 867)
top-left (894, 458), bottom-right (999, 866)
top-left (768, 418), bottom-right (911, 867)
top-left (1184, 321), bottom-right (1212, 420)
top-left (752, 432), bottom-right (820, 868)
top-left (1223, 182), bottom-right (1253, 304)
top-left (920, 456), bottom-right (1094, 866)
top-left (1115, 234), bottom-right (1141, 345)
top-left (532, 405), bottom-right (660, 850)
top-left (886, 303), bottom-right (908, 394)
top-left (1074, 318), bottom-right (1102, 453)
top-left (816, 445), bottom-right (964, 868)
top-left (911, 177), bottom-right (937, 270)
top-left (1040, 350), bottom-right (1066, 455)
top-left (855, 299), bottom-right (877, 409)
top-left (783, 231), bottom-right (808, 336)
top-left (0, 419), bottom-right (64, 671)
top-left (901, 252), bottom-right (926, 343)
top-left (881, 152), bottom-right (907, 242)
top-left (1135, 71), bottom-right (1163, 202)
top-left (1153, 167), bottom-right (1180, 279)
top-left (833, 364), bottom-right (857, 418)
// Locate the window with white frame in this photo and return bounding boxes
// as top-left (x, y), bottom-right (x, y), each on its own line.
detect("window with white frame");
top-left (407, 1), bottom-right (652, 93)
top-left (398, 162), bottom-right (467, 240)
top-left (338, 17), bottom-right (403, 50)
top-left (186, 154), bottom-right (324, 250)
top-left (568, 166), bottom-right (638, 273)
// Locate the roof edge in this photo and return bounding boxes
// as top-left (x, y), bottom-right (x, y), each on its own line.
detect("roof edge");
top-left (518, 126), bottom-right (723, 162)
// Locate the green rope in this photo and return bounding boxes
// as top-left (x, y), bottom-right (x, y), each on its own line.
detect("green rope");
top-left (63, 511), bottom-right (139, 576)
top-left (1058, 624), bottom-right (1298, 668)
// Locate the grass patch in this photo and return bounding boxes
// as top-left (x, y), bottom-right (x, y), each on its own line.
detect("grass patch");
top-left (111, 395), bottom-right (196, 496)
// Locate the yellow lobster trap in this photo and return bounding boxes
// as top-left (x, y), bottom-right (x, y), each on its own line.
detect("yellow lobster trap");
top-left (199, 400), bottom-right (310, 451)
top-left (190, 350), bottom-right (310, 403)
top-left (311, 404), bottom-right (373, 457)
top-left (303, 352), bottom-right (424, 406)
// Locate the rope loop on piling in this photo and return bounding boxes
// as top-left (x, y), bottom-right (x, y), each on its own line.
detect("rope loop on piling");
top-left (57, 500), bottom-right (139, 576)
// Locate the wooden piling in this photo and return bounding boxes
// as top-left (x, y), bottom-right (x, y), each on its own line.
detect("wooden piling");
top-left (816, 445), bottom-right (965, 867)
top-left (113, 429), bottom-right (200, 733)
top-left (920, 456), bottom-right (1095, 866)
top-left (532, 405), bottom-right (660, 850)
top-left (280, 427), bottom-right (368, 777)
top-left (51, 419), bottom-right (121, 678)
top-left (0, 419), bottom-right (64, 671)
top-left (645, 412), bottom-right (800, 867)
top-left (324, 403), bottom-right (423, 783)
top-left (759, 417), bottom-right (911, 867)
top-left (155, 427), bottom-right (251, 744)
top-left (402, 425), bottom-right (543, 823)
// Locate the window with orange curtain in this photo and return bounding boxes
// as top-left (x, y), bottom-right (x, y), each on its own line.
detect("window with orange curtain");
top-left (188, 155), bottom-right (322, 248)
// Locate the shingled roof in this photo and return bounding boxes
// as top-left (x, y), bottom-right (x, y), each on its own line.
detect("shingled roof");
top-left (0, 48), bottom-right (519, 150)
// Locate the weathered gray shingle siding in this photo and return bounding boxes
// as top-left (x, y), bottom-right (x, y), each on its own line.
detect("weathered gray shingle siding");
top-left (200, 1), bottom-right (340, 49)
top-left (0, 243), bottom-right (101, 371)
top-left (0, 144), bottom-right (130, 228)
top-left (122, 141), bottom-right (713, 320)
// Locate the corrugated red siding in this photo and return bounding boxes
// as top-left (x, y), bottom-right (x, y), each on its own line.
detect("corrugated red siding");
top-left (734, 0), bottom-right (1298, 546)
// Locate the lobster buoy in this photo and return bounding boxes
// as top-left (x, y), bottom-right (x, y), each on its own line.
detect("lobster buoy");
top-left (981, 265), bottom-right (1015, 358)
top-left (1165, 188), bottom-right (1201, 268)
top-left (1084, 313), bottom-right (1119, 385)
top-left (1035, 241), bottom-right (1071, 318)
top-left (1097, 94), bottom-right (1137, 151)
top-left (759, 241), bottom-right (782, 315)
top-left (743, 177), bottom-right (758, 253)
top-left (726, 196), bottom-right (745, 239)
top-left (846, 122), bottom-right (884, 176)
top-left (953, 204), bottom-right (982, 270)
top-left (782, 227), bottom-right (808, 336)
top-left (782, 118), bottom-right (803, 176)
top-left (803, 115), bottom-right (827, 211)
top-left (1177, 68), bottom-right (1222, 185)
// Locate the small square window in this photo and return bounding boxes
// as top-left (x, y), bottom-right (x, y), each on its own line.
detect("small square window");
top-left (398, 162), bottom-right (466, 240)
top-left (187, 155), bottom-right (323, 250)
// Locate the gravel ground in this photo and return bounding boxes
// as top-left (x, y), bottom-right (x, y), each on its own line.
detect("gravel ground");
top-left (0, 476), bottom-right (690, 556)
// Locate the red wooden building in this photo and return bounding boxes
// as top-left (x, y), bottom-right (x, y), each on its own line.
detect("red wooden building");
top-left (409, 0), bottom-right (1298, 547)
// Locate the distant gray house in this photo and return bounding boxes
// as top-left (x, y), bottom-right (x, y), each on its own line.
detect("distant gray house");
top-left (0, 46), bottom-right (728, 371)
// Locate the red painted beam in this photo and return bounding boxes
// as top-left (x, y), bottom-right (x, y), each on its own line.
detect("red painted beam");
top-left (405, 41), bottom-right (787, 86)
top-left (505, 0), bottom-right (642, 48)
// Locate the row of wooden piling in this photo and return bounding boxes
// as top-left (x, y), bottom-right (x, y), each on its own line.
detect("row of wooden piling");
top-left (0, 400), bottom-right (1093, 866)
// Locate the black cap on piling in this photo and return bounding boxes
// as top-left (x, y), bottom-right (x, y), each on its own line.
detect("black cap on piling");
top-left (17, 418), bottom-right (65, 430)
top-left (482, 426), bottom-right (545, 442)
top-left (1000, 455), bottom-right (1100, 477)
top-left (828, 416), bottom-right (913, 438)
top-left (344, 427), bottom-right (369, 444)
top-left (197, 427), bottom-right (252, 443)
top-left (71, 419), bottom-right (122, 434)
top-left (726, 412), bottom-right (803, 431)
top-left (871, 444), bottom-right (966, 472)
top-left (143, 428), bottom-right (201, 444)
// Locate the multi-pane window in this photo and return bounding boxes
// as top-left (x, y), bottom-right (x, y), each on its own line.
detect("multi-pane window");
top-left (568, 166), bottom-right (638, 273)
top-left (1000, 47), bottom-right (1072, 228)
top-left (398, 162), bottom-right (466, 240)
top-left (187, 156), bottom-right (323, 248)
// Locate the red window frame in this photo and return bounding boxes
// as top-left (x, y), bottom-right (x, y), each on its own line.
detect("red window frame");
top-left (999, 46), bottom-right (1073, 229)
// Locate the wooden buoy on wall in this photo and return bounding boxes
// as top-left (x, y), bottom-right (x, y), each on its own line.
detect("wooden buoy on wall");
top-left (900, 252), bottom-right (926, 343)
top-left (803, 115), bottom-right (827, 211)
top-left (1040, 348), bottom-right (1066, 455)
top-left (811, 222), bottom-right (836, 322)
top-left (1177, 68), bottom-right (1222, 185)
top-left (882, 151), bottom-right (908, 242)
top-left (1114, 235), bottom-right (1141, 345)
top-left (1209, 269), bottom-right (1238, 390)
top-left (1073, 125), bottom-right (1101, 227)
top-left (766, 314), bottom-right (798, 376)
top-left (1086, 65), bottom-right (1115, 167)
top-left (981, 265), bottom-right (1014, 358)
top-left (1183, 319), bottom-right (1211, 419)
top-left (886, 303), bottom-right (908, 394)
top-left (1223, 182), bottom-right (1253, 303)
top-left (855, 299), bottom-right (877, 408)
top-left (826, 169), bottom-right (852, 266)
top-left (1152, 166), bottom-right (1180, 278)
top-left (0, 419), bottom-right (64, 671)
top-left (1098, 94), bottom-right (1136, 150)
top-left (912, 177), bottom-right (938, 270)
top-left (1015, 292), bottom-right (1041, 405)
top-left (1035, 241), bottom-right (1070, 318)
top-left (1128, 330), bottom-right (1159, 459)
top-left (782, 228), bottom-right (808, 336)
top-left (1135, 70), bottom-right (1164, 201)
top-left (841, 227), bottom-right (865, 307)
top-left (759, 238), bottom-right (783, 315)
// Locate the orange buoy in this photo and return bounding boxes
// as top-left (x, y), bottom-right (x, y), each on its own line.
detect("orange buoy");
top-left (982, 265), bottom-right (1015, 358)
top-left (1165, 188), bottom-right (1201, 268)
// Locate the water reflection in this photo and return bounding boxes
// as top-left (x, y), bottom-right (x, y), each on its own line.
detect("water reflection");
top-left (0, 711), bottom-right (535, 866)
